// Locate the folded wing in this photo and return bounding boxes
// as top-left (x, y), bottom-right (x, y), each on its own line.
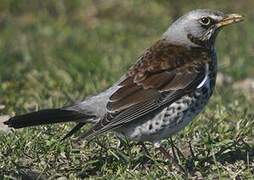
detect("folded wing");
top-left (80, 40), bottom-right (211, 140)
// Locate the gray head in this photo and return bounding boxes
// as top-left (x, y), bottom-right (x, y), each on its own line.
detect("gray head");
top-left (163, 9), bottom-right (243, 48)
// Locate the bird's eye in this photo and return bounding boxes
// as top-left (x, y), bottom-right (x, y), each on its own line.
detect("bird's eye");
top-left (199, 17), bottom-right (211, 26)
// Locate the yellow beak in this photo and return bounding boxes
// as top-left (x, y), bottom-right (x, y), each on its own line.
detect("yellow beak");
top-left (216, 13), bottom-right (244, 28)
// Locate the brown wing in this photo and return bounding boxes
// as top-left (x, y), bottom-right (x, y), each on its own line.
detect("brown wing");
top-left (80, 40), bottom-right (211, 140)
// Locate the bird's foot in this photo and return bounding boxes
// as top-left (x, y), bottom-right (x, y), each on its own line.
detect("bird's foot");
top-left (155, 143), bottom-right (187, 176)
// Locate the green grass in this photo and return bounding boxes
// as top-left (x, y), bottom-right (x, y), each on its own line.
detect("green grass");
top-left (1, 0), bottom-right (254, 179)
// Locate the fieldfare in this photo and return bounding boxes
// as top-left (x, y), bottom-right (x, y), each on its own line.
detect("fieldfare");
top-left (4, 9), bottom-right (243, 157)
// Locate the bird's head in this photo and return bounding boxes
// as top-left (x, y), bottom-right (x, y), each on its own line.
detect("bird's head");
top-left (163, 9), bottom-right (243, 48)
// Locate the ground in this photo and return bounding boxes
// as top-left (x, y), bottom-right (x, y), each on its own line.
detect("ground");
top-left (0, 1), bottom-right (254, 179)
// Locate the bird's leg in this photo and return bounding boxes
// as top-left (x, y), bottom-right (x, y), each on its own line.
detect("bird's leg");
top-left (169, 138), bottom-right (178, 161)
top-left (138, 142), bottom-right (151, 157)
top-left (154, 142), bottom-right (174, 161)
top-left (188, 140), bottom-right (195, 159)
top-left (169, 138), bottom-right (186, 160)
top-left (154, 143), bottom-right (187, 175)
top-left (137, 142), bottom-right (153, 166)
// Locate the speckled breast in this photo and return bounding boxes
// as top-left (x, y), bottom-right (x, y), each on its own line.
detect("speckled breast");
top-left (116, 51), bottom-right (217, 143)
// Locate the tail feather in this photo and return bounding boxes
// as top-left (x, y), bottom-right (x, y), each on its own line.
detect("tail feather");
top-left (4, 108), bottom-right (94, 129)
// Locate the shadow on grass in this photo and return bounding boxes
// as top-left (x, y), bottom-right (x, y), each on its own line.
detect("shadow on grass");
top-left (185, 138), bottom-right (254, 175)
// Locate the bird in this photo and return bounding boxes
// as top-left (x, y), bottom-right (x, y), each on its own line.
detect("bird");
top-left (4, 9), bottom-right (243, 159)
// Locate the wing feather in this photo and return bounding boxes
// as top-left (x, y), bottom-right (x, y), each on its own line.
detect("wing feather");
top-left (79, 40), bottom-right (211, 140)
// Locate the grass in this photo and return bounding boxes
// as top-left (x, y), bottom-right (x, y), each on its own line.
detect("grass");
top-left (0, 0), bottom-right (254, 179)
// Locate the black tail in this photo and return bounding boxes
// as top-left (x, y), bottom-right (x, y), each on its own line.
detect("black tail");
top-left (4, 108), bottom-right (94, 129)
